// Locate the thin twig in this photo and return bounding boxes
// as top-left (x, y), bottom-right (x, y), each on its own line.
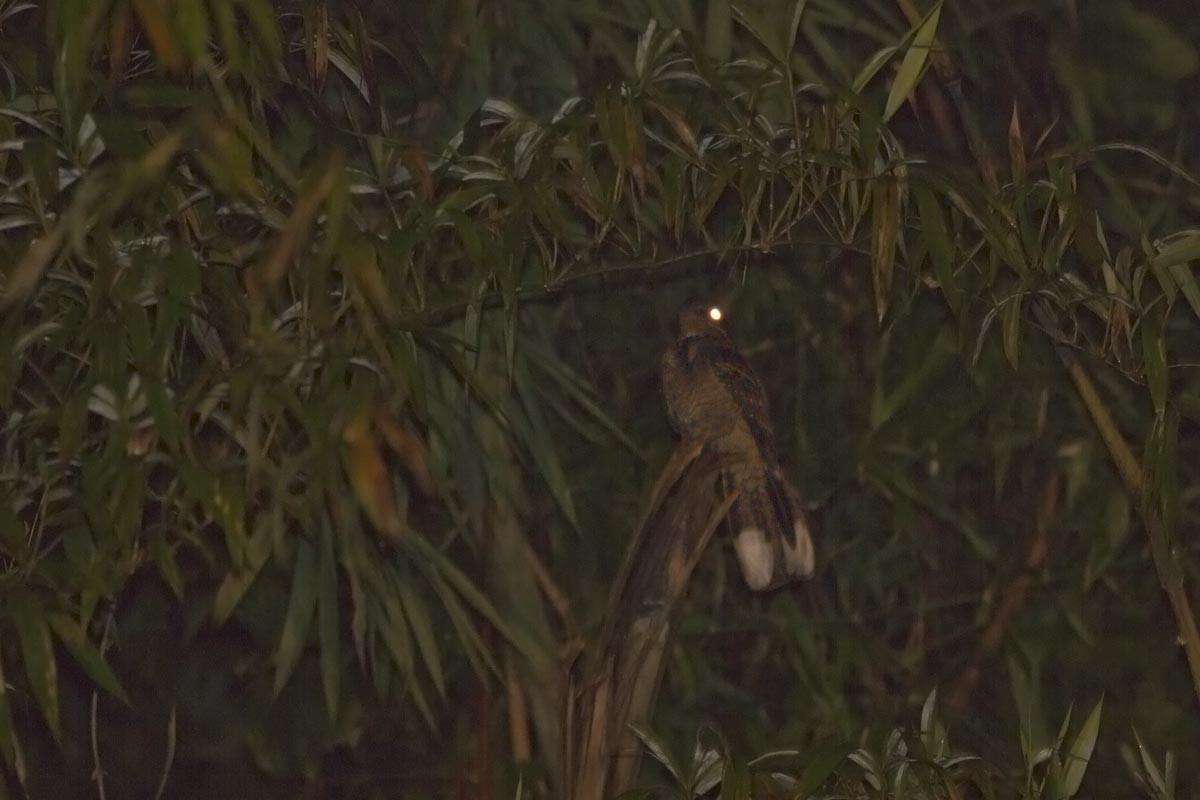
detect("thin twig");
top-left (152, 705), bottom-right (177, 800)
top-left (946, 473), bottom-right (1060, 715)
top-left (89, 690), bottom-right (106, 800)
top-left (89, 612), bottom-right (115, 800)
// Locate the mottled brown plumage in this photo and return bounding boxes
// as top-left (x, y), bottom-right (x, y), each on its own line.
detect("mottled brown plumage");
top-left (660, 303), bottom-right (815, 590)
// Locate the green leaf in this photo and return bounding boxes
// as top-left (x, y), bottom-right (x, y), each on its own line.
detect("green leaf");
top-left (527, 345), bottom-right (640, 454)
top-left (1062, 697), bottom-right (1103, 797)
top-left (786, 0), bottom-right (810, 63)
top-left (884, 3), bottom-right (943, 122)
top-left (144, 375), bottom-right (182, 453)
top-left (1001, 291), bottom-right (1022, 369)
top-left (244, 0), bottom-right (283, 60)
top-left (1142, 312), bottom-right (1168, 416)
top-left (376, 576), bottom-right (438, 729)
top-left (148, 528), bottom-right (184, 599)
top-left (317, 520), bottom-right (340, 723)
top-left (428, 569), bottom-right (498, 680)
top-left (732, 5), bottom-right (786, 64)
top-left (0, 222), bottom-right (67, 314)
top-left (46, 613), bottom-right (130, 705)
top-left (705, 0), bottom-right (732, 63)
top-left (914, 184), bottom-right (957, 310)
top-left (398, 580), bottom-right (445, 696)
top-left (10, 595), bottom-right (60, 741)
top-left (1155, 409), bottom-right (1181, 539)
top-left (1167, 264), bottom-right (1200, 318)
top-left (919, 688), bottom-right (938, 747)
top-left (273, 538), bottom-right (319, 697)
top-left (787, 741), bottom-right (851, 798)
top-left (1153, 234), bottom-right (1200, 269)
top-left (511, 365), bottom-right (580, 530)
top-left (1174, 388), bottom-right (1200, 421)
top-left (871, 177), bottom-right (899, 321)
top-left (409, 535), bottom-right (541, 668)
top-left (132, 0), bottom-right (184, 69)
top-left (1152, 235), bottom-right (1200, 316)
top-left (717, 758), bottom-right (748, 800)
top-left (0, 501), bottom-right (27, 559)
top-left (1008, 102), bottom-right (1027, 183)
top-left (213, 515), bottom-right (274, 624)
top-left (0, 654), bottom-right (18, 767)
top-left (1133, 729), bottom-right (1167, 796)
top-left (212, 0), bottom-right (243, 74)
top-left (870, 328), bottom-right (954, 430)
top-left (57, 390), bottom-right (88, 461)
top-left (853, 46), bottom-right (899, 94)
top-left (376, 583), bottom-right (414, 676)
top-left (174, 0), bottom-right (210, 62)
top-left (629, 723), bottom-right (686, 786)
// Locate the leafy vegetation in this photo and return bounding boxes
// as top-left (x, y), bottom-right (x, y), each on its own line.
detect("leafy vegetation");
top-left (1, 0), bottom-right (1199, 797)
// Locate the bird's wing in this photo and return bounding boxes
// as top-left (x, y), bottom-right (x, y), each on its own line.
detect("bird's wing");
top-left (693, 336), bottom-right (777, 460)
top-left (659, 343), bottom-right (689, 433)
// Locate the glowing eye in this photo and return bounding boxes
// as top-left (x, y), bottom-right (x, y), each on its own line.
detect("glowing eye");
top-left (708, 307), bottom-right (722, 321)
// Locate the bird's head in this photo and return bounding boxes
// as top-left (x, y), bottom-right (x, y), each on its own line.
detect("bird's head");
top-left (677, 301), bottom-right (727, 338)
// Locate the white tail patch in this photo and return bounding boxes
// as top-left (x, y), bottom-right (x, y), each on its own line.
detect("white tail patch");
top-left (784, 518), bottom-right (816, 578)
top-left (734, 528), bottom-right (775, 590)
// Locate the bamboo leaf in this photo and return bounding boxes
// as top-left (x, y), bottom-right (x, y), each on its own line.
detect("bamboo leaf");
top-left (408, 535), bottom-right (542, 667)
top-left (46, 613), bottom-right (129, 705)
top-left (511, 366), bottom-right (580, 531)
top-left (914, 183), bottom-right (958, 311)
top-left (376, 576), bottom-right (438, 729)
top-left (213, 518), bottom-right (274, 624)
top-left (852, 46), bottom-right (899, 93)
top-left (1062, 697), bottom-right (1103, 796)
top-left (705, 0), bottom-right (732, 63)
top-left (257, 152), bottom-right (345, 290)
top-left (245, 0), bottom-right (283, 60)
top-left (398, 580), bottom-right (446, 696)
top-left (732, 5), bottom-right (785, 64)
top-left (787, 0), bottom-right (810, 58)
top-left (428, 570), bottom-right (498, 680)
top-left (131, 0), bottom-right (184, 70)
top-left (1167, 264), bottom-right (1200, 318)
top-left (0, 224), bottom-right (67, 313)
top-left (1142, 312), bottom-right (1168, 416)
top-left (1133, 729), bottom-right (1167, 796)
top-left (629, 723), bottom-right (686, 786)
top-left (1153, 234), bottom-right (1200, 269)
top-left (884, 3), bottom-right (942, 122)
top-left (212, 0), bottom-right (243, 73)
top-left (1002, 291), bottom-right (1023, 369)
top-left (10, 594), bottom-right (60, 741)
top-left (318, 519), bottom-right (340, 723)
top-left (871, 177), bottom-right (899, 321)
top-left (273, 538), bottom-right (319, 697)
top-left (341, 409), bottom-right (405, 541)
top-left (174, 0), bottom-right (210, 62)
top-left (0, 655), bottom-right (17, 767)
top-left (788, 742), bottom-right (851, 799)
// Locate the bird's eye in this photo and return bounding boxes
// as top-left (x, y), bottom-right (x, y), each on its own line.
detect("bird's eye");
top-left (708, 307), bottom-right (722, 321)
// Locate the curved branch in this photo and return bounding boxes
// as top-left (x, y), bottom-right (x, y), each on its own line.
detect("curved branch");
top-left (567, 441), bottom-right (731, 800)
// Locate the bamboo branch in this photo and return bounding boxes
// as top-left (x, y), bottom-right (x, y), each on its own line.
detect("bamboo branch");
top-left (567, 441), bottom-right (729, 800)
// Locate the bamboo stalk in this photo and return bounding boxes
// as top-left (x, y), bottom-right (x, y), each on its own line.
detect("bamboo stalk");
top-left (1057, 346), bottom-right (1200, 705)
top-left (568, 442), bottom-right (729, 799)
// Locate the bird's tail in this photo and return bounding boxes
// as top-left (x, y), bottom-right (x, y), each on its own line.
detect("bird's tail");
top-left (722, 467), bottom-right (815, 591)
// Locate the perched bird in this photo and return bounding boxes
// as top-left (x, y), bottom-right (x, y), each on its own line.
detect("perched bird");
top-left (660, 302), bottom-right (815, 590)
